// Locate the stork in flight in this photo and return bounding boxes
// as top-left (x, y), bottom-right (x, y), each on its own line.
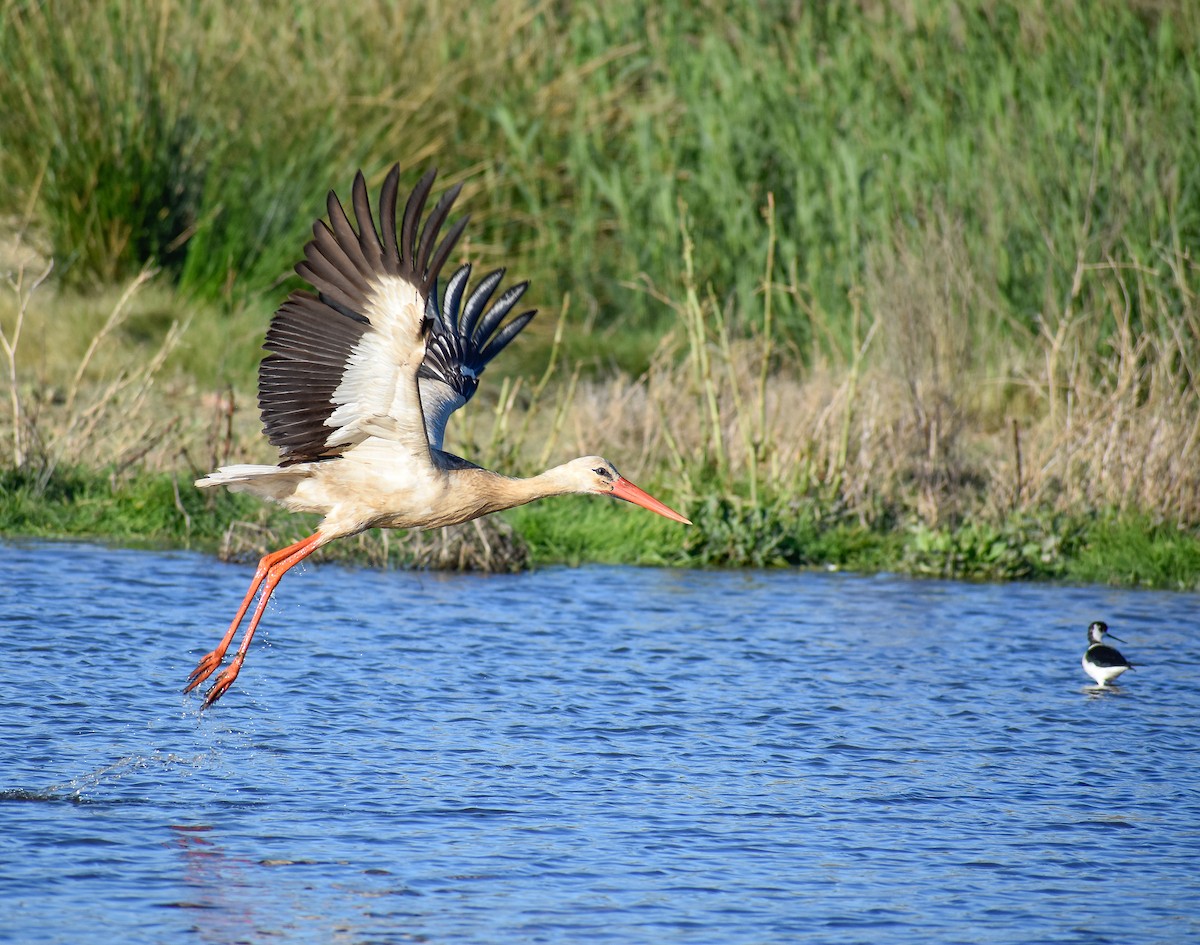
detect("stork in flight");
top-left (188, 166), bottom-right (690, 707)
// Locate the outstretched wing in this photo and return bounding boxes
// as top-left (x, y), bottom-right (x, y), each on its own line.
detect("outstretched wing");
top-left (418, 265), bottom-right (537, 450)
top-left (258, 166), bottom-right (468, 465)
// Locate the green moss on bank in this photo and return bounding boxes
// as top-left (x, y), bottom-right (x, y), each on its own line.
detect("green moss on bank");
top-left (4, 468), bottom-right (1197, 590)
top-left (0, 467), bottom-right (269, 550)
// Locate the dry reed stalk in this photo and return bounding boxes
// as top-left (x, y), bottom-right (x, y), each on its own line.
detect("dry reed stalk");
top-left (667, 200), bottom-right (724, 478)
top-left (1014, 248), bottom-right (1200, 522)
top-left (63, 266), bottom-right (157, 417)
top-left (0, 255), bottom-right (188, 488)
top-left (1, 252), bottom-right (54, 469)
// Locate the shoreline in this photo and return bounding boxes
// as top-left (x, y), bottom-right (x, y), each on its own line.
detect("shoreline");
top-left (5, 467), bottom-right (1197, 590)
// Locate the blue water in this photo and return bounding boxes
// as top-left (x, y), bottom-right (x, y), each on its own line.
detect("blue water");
top-left (1, 540), bottom-right (1198, 944)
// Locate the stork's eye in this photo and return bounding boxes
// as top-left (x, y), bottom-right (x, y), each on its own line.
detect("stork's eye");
top-left (593, 466), bottom-right (612, 479)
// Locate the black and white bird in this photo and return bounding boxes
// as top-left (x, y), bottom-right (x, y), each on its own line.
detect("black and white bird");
top-left (1082, 620), bottom-right (1134, 687)
top-left (186, 165), bottom-right (690, 707)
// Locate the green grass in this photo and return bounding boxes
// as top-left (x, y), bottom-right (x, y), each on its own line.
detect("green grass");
top-left (505, 494), bottom-right (691, 567)
top-left (5, 467), bottom-right (1197, 589)
top-left (3, 0), bottom-right (1198, 359)
top-left (1068, 515), bottom-right (1200, 589)
top-left (0, 466), bottom-right (254, 549)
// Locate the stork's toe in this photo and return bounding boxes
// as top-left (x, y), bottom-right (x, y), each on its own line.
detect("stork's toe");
top-left (184, 651), bottom-right (224, 693)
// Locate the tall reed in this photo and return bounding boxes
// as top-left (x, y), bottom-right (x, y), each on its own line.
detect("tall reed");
top-left (3, 0), bottom-right (1196, 349)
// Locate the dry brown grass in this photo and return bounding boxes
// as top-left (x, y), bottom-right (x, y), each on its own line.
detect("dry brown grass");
top-left (1, 245), bottom-right (190, 489)
top-left (1017, 252), bottom-right (1200, 522)
top-left (444, 204), bottom-right (1200, 533)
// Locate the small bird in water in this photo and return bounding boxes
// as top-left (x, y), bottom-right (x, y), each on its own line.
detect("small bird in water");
top-left (1082, 620), bottom-right (1134, 687)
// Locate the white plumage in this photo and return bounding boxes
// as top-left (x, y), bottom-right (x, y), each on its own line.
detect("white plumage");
top-left (187, 166), bottom-right (689, 707)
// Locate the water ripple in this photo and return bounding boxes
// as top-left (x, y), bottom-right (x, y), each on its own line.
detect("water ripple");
top-left (1, 541), bottom-right (1198, 944)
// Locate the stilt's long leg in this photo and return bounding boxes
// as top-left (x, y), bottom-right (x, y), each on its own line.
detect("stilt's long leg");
top-left (201, 533), bottom-right (326, 708)
top-left (185, 534), bottom-right (321, 695)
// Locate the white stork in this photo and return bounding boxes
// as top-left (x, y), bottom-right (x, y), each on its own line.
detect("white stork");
top-left (188, 166), bottom-right (690, 707)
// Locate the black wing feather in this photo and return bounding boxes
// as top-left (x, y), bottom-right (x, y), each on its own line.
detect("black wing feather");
top-left (425, 214), bottom-right (471, 292)
top-left (350, 171), bottom-right (386, 271)
top-left (400, 171), bottom-right (436, 282)
top-left (378, 168), bottom-right (401, 274)
top-left (324, 185), bottom-right (374, 283)
top-left (1087, 645), bottom-right (1132, 668)
top-left (458, 268), bottom-right (504, 346)
top-left (417, 186), bottom-right (462, 278)
top-left (419, 264), bottom-right (536, 404)
top-left (442, 264), bottom-right (471, 330)
top-left (477, 310), bottom-right (536, 368)
top-left (475, 283), bottom-right (531, 346)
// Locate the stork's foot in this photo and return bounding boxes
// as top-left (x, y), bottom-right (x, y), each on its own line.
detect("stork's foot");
top-left (202, 656), bottom-right (244, 708)
top-left (184, 650), bottom-right (225, 693)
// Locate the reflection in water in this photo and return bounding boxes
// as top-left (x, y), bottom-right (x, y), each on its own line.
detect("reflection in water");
top-left (168, 825), bottom-right (359, 943)
top-left (167, 826), bottom-right (425, 942)
top-left (1, 541), bottom-right (1199, 945)
top-left (1083, 683), bottom-right (1131, 699)
top-left (168, 825), bottom-right (255, 941)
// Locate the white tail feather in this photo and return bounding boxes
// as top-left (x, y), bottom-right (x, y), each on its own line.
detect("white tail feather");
top-left (196, 464), bottom-right (310, 501)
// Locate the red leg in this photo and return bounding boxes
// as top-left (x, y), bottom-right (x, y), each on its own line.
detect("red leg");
top-left (200, 533), bottom-right (326, 708)
top-left (185, 533), bottom-right (323, 701)
top-left (184, 535), bottom-right (315, 693)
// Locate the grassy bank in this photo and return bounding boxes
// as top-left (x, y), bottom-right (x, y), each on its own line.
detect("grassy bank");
top-left (4, 466), bottom-right (1199, 588)
top-left (2, 0), bottom-right (1200, 588)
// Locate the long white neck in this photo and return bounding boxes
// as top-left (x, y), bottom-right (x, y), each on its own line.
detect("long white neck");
top-left (463, 463), bottom-right (587, 515)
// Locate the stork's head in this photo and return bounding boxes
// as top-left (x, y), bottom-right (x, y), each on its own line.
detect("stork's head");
top-left (560, 456), bottom-right (691, 524)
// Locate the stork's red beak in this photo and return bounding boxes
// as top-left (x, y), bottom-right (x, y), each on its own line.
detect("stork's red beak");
top-left (610, 477), bottom-right (691, 524)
